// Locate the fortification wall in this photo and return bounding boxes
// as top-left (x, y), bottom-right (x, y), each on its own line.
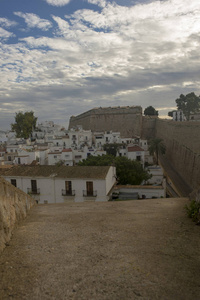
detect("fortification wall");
top-left (154, 119), bottom-right (200, 190)
top-left (141, 116), bottom-right (157, 139)
top-left (69, 106), bottom-right (143, 137)
top-left (0, 177), bottom-right (35, 253)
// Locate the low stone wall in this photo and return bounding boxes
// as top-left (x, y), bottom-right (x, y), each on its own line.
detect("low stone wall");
top-left (0, 177), bottom-right (36, 253)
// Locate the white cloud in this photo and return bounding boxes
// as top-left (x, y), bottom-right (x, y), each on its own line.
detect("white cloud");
top-left (0, 27), bottom-right (15, 39)
top-left (0, 17), bottom-right (17, 28)
top-left (51, 16), bottom-right (70, 35)
top-left (44, 0), bottom-right (71, 6)
top-left (87, 0), bottom-right (107, 8)
top-left (14, 12), bottom-right (52, 31)
top-left (1, 0), bottom-right (200, 129)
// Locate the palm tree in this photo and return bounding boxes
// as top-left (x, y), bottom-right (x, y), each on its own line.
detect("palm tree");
top-left (148, 138), bottom-right (166, 165)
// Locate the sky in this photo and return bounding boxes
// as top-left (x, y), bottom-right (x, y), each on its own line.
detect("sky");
top-left (0, 0), bottom-right (200, 130)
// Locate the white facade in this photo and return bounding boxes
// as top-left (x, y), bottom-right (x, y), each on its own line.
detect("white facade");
top-left (173, 110), bottom-right (186, 121)
top-left (1, 166), bottom-right (116, 204)
top-left (147, 166), bottom-right (164, 185)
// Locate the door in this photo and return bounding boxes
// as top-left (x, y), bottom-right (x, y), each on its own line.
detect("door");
top-left (65, 181), bottom-right (72, 195)
top-left (31, 180), bottom-right (37, 193)
top-left (86, 181), bottom-right (93, 196)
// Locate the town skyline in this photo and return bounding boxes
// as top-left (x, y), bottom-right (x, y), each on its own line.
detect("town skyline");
top-left (1, 0), bottom-right (200, 130)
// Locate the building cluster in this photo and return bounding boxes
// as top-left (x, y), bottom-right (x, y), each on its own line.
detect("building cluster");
top-left (0, 121), bottom-right (152, 167)
top-left (0, 120), bottom-right (166, 203)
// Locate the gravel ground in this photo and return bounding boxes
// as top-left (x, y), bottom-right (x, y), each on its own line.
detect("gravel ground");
top-left (0, 198), bottom-right (200, 300)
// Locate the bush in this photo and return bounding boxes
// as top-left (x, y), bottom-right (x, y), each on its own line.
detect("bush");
top-left (185, 200), bottom-right (200, 223)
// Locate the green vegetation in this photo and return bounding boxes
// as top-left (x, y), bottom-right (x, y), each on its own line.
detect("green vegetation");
top-left (169, 92), bottom-right (200, 121)
top-left (148, 138), bottom-right (166, 165)
top-left (103, 143), bottom-right (123, 156)
top-left (11, 111), bottom-right (37, 139)
top-left (78, 154), bottom-right (151, 185)
top-left (185, 200), bottom-right (200, 223)
top-left (144, 106), bottom-right (158, 116)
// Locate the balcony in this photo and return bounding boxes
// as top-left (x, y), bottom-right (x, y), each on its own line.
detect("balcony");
top-left (27, 188), bottom-right (40, 195)
top-left (62, 189), bottom-right (75, 196)
top-left (83, 190), bottom-right (97, 197)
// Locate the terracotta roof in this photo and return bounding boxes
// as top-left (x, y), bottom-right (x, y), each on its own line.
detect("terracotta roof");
top-left (62, 149), bottom-right (72, 152)
top-left (48, 152), bottom-right (62, 155)
top-left (127, 145), bottom-right (144, 152)
top-left (0, 165), bottom-right (112, 179)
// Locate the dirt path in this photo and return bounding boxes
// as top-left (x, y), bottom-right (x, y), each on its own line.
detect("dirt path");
top-left (0, 198), bottom-right (200, 300)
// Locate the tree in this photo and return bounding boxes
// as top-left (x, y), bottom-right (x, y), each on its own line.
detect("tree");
top-left (148, 138), bottom-right (166, 165)
top-left (78, 154), bottom-right (150, 185)
top-left (144, 106), bottom-right (158, 116)
top-left (11, 111), bottom-right (37, 139)
top-left (168, 110), bottom-right (176, 117)
top-left (103, 143), bottom-right (123, 156)
top-left (175, 92), bottom-right (200, 121)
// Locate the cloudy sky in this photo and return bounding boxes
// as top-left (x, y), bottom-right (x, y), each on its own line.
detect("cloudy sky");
top-left (0, 0), bottom-right (200, 130)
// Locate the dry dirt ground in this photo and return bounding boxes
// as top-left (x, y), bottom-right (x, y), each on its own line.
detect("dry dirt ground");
top-left (0, 198), bottom-right (200, 300)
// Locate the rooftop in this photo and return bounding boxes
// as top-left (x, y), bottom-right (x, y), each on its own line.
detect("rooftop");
top-left (0, 165), bottom-right (112, 179)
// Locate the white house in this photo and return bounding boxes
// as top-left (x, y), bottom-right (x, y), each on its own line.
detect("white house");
top-left (0, 165), bottom-right (116, 204)
top-left (113, 183), bottom-right (166, 200)
top-left (147, 165), bottom-right (164, 185)
top-left (173, 110), bottom-right (186, 121)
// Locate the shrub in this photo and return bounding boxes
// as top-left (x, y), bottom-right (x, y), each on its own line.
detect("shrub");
top-left (185, 200), bottom-right (200, 223)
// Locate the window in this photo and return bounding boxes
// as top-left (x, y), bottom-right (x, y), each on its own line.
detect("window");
top-left (31, 180), bottom-right (37, 193)
top-left (62, 181), bottom-right (74, 196)
top-left (86, 181), bottom-right (93, 196)
top-left (11, 179), bottom-right (17, 187)
top-left (65, 181), bottom-right (72, 194)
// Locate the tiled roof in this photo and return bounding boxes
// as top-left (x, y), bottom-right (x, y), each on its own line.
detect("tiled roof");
top-left (62, 149), bottom-right (72, 152)
top-left (0, 165), bottom-right (111, 179)
top-left (48, 152), bottom-right (62, 155)
top-left (127, 145), bottom-right (144, 152)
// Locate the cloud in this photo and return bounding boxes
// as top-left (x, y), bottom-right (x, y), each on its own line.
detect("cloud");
top-left (0, 17), bottom-right (17, 28)
top-left (1, 0), bottom-right (200, 130)
top-left (14, 12), bottom-right (52, 31)
top-left (44, 0), bottom-right (71, 6)
top-left (0, 27), bottom-right (15, 40)
top-left (87, 0), bottom-right (107, 8)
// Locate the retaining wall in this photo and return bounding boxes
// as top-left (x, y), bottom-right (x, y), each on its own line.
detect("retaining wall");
top-left (0, 177), bottom-right (35, 253)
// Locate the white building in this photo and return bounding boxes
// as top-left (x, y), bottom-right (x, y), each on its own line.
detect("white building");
top-left (147, 166), bottom-right (164, 185)
top-left (0, 165), bottom-right (116, 204)
top-left (172, 110), bottom-right (186, 121)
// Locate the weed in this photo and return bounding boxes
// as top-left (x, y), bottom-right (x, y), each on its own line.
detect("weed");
top-left (185, 200), bottom-right (200, 223)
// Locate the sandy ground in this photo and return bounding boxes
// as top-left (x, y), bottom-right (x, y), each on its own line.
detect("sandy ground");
top-left (0, 198), bottom-right (200, 300)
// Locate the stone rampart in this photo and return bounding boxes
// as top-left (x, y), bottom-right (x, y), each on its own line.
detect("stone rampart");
top-left (0, 177), bottom-right (35, 253)
top-left (154, 119), bottom-right (200, 191)
top-left (69, 106), bottom-right (143, 137)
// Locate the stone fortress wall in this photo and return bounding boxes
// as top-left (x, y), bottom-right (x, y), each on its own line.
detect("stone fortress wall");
top-left (154, 119), bottom-right (200, 191)
top-left (0, 177), bottom-right (35, 253)
top-left (69, 106), bottom-right (143, 137)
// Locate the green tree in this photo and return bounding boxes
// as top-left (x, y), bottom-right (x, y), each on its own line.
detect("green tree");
top-left (168, 110), bottom-right (176, 117)
top-left (144, 106), bottom-right (158, 116)
top-left (175, 92), bottom-right (200, 121)
top-left (103, 143), bottom-right (123, 156)
top-left (78, 154), bottom-right (114, 166)
top-left (78, 154), bottom-right (150, 185)
top-left (11, 111), bottom-right (37, 139)
top-left (148, 138), bottom-right (166, 165)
